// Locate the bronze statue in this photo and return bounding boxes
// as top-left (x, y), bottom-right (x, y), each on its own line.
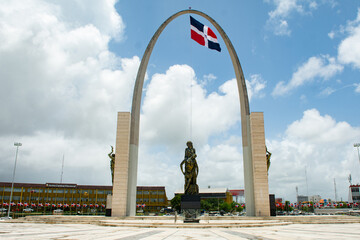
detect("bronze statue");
top-left (180, 141), bottom-right (199, 195)
top-left (266, 146), bottom-right (271, 173)
top-left (108, 146), bottom-right (115, 184)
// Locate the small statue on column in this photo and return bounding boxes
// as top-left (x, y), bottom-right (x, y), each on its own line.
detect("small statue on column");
top-left (108, 146), bottom-right (115, 184)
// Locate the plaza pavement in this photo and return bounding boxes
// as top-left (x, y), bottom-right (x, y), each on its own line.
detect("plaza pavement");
top-left (1, 216), bottom-right (360, 239)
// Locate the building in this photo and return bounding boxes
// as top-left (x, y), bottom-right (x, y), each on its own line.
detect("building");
top-left (136, 186), bottom-right (168, 212)
top-left (309, 195), bottom-right (321, 203)
top-left (229, 189), bottom-right (244, 203)
top-left (297, 195), bottom-right (308, 203)
top-left (175, 188), bottom-right (233, 204)
top-left (349, 184), bottom-right (360, 204)
top-left (1, 182), bottom-right (168, 213)
top-left (0, 182), bottom-right (112, 210)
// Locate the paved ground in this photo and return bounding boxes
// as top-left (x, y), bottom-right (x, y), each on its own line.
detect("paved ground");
top-left (1, 222), bottom-right (360, 239)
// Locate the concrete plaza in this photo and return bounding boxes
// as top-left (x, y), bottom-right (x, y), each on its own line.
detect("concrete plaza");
top-left (1, 215), bottom-right (360, 239)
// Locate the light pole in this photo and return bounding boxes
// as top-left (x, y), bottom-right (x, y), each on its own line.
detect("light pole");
top-left (354, 143), bottom-right (360, 164)
top-left (7, 142), bottom-right (22, 219)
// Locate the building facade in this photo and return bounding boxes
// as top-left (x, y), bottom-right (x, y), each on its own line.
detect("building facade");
top-left (1, 182), bottom-right (168, 213)
top-left (136, 186), bottom-right (168, 212)
top-left (174, 188), bottom-right (233, 204)
top-left (349, 184), bottom-right (360, 204)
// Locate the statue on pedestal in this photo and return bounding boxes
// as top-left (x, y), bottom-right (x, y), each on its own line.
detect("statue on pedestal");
top-left (180, 141), bottom-right (200, 223)
top-left (180, 141), bottom-right (199, 195)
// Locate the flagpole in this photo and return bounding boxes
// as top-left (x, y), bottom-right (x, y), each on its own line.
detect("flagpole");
top-left (7, 142), bottom-right (22, 219)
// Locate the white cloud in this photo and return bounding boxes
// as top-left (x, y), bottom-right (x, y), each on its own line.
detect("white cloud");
top-left (268, 109), bottom-right (360, 202)
top-left (246, 74), bottom-right (267, 100)
top-left (265, 0), bottom-right (304, 36)
top-left (272, 55), bottom-right (343, 96)
top-left (328, 31), bottom-right (335, 39)
top-left (355, 83), bottom-right (360, 93)
top-left (338, 8), bottom-right (360, 69)
top-left (265, 0), bottom-right (334, 36)
top-left (0, 0), bottom-right (138, 186)
top-left (319, 87), bottom-right (335, 96)
top-left (140, 65), bottom-right (241, 149)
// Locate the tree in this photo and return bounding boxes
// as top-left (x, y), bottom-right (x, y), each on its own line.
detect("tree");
top-left (220, 202), bottom-right (231, 212)
top-left (170, 195), bottom-right (182, 212)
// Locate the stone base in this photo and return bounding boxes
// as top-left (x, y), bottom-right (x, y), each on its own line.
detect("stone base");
top-left (184, 218), bottom-right (200, 223)
top-left (181, 195), bottom-right (200, 223)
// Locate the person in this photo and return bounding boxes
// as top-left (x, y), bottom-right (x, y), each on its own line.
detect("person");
top-left (108, 146), bottom-right (115, 184)
top-left (180, 141), bottom-right (199, 195)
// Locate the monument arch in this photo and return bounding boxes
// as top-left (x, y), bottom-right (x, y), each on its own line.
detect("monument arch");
top-left (112, 9), bottom-right (269, 217)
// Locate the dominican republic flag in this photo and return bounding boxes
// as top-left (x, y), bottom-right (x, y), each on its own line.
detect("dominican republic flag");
top-left (190, 16), bottom-right (221, 52)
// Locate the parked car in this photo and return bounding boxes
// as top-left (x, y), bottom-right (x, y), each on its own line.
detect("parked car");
top-left (0, 208), bottom-right (8, 212)
top-left (53, 209), bottom-right (63, 213)
top-left (23, 208), bottom-right (34, 212)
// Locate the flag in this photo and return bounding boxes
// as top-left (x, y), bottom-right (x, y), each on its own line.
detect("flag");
top-left (190, 16), bottom-right (221, 52)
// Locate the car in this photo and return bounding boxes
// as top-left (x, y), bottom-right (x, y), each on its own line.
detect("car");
top-left (0, 208), bottom-right (7, 212)
top-left (53, 209), bottom-right (63, 213)
top-left (23, 208), bottom-right (34, 212)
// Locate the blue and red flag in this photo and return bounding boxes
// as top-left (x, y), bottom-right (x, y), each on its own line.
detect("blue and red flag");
top-left (190, 16), bottom-right (221, 52)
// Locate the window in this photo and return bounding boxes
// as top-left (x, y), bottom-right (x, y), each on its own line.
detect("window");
top-left (88, 190), bottom-right (93, 194)
top-left (56, 189), bottom-right (64, 194)
top-left (351, 188), bottom-right (359, 192)
top-left (150, 198), bottom-right (157, 203)
top-left (137, 191), bottom-right (142, 195)
top-left (97, 190), bottom-right (104, 194)
top-left (151, 191), bottom-right (157, 195)
top-left (13, 196), bottom-right (20, 201)
top-left (4, 188), bottom-right (11, 192)
top-left (158, 191), bottom-right (164, 195)
top-left (143, 191), bottom-right (149, 195)
top-left (143, 198), bottom-right (149, 202)
top-left (105, 190), bottom-right (112, 195)
top-left (13, 188), bottom-right (22, 192)
top-left (159, 199), bottom-right (164, 202)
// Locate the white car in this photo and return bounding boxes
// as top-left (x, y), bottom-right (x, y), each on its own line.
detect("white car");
top-left (23, 208), bottom-right (34, 212)
top-left (0, 208), bottom-right (7, 212)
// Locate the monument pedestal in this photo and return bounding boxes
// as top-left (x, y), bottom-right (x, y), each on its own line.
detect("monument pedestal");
top-left (181, 195), bottom-right (200, 223)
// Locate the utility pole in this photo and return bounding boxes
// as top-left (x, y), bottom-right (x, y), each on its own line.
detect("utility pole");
top-left (354, 143), bottom-right (360, 164)
top-left (7, 142), bottom-right (22, 219)
top-left (305, 167), bottom-right (309, 198)
top-left (334, 178), bottom-right (337, 202)
top-left (60, 154), bottom-right (65, 184)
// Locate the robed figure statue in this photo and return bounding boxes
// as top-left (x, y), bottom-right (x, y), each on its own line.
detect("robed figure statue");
top-left (180, 141), bottom-right (199, 195)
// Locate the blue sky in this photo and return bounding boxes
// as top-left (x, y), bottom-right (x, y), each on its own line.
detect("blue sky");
top-left (0, 0), bottom-right (359, 204)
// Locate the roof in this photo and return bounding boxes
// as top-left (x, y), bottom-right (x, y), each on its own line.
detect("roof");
top-left (174, 188), bottom-right (228, 194)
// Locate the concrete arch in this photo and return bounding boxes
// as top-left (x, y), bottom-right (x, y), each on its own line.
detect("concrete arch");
top-left (127, 10), bottom-right (255, 216)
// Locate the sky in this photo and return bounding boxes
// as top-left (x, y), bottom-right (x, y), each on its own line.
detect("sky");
top-left (1, 0), bottom-right (360, 204)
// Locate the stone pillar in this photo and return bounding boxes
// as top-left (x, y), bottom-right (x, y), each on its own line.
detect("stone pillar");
top-left (250, 112), bottom-right (270, 217)
top-left (112, 112), bottom-right (131, 217)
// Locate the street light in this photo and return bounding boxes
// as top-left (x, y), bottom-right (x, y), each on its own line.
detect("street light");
top-left (7, 142), bottom-right (22, 219)
top-left (354, 143), bottom-right (360, 164)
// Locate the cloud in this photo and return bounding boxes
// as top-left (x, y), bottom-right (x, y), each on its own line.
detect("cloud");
top-left (268, 109), bottom-right (360, 201)
top-left (355, 83), bottom-right (360, 93)
top-left (265, 0), bottom-right (304, 36)
top-left (140, 65), bottom-right (242, 149)
top-left (246, 74), bottom-right (267, 100)
top-left (338, 8), bottom-right (360, 69)
top-left (272, 55), bottom-right (343, 96)
top-left (0, 0), bottom-right (137, 186)
top-left (265, 0), bottom-right (334, 36)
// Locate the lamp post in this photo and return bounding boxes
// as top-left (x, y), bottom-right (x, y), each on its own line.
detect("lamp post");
top-left (354, 143), bottom-right (360, 164)
top-left (7, 142), bottom-right (22, 219)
